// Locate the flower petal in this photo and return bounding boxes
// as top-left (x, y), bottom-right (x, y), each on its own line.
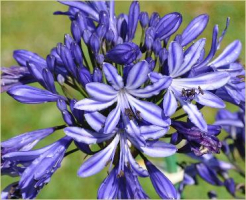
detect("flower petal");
top-left (97, 167), bottom-right (119, 199)
top-left (129, 76), bottom-right (172, 98)
top-left (103, 63), bottom-right (124, 90)
top-left (127, 1), bottom-right (140, 41)
top-left (140, 125), bottom-right (169, 140)
top-left (58, 1), bottom-right (99, 21)
top-left (163, 89), bottom-right (178, 116)
top-left (86, 82), bottom-right (117, 101)
top-left (84, 111), bottom-right (106, 132)
top-left (145, 159), bottom-right (177, 199)
top-left (181, 14), bottom-right (209, 46)
top-left (195, 91), bottom-right (225, 108)
top-left (172, 72), bottom-right (230, 90)
top-left (127, 94), bottom-right (170, 127)
top-left (126, 146), bottom-right (149, 177)
top-left (104, 104), bottom-right (121, 134)
top-left (125, 61), bottom-right (149, 90)
top-left (179, 97), bottom-right (207, 131)
top-left (75, 98), bottom-right (117, 111)
top-left (168, 41), bottom-right (183, 76)
top-left (209, 40), bottom-right (242, 68)
top-left (7, 85), bottom-right (63, 104)
top-left (140, 140), bottom-right (177, 157)
top-left (78, 134), bottom-right (119, 177)
top-left (64, 127), bottom-right (114, 144)
top-left (172, 38), bottom-right (206, 78)
top-left (196, 163), bottom-right (223, 186)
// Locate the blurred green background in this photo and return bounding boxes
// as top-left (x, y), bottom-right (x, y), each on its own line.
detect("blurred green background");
top-left (1, 1), bottom-right (245, 199)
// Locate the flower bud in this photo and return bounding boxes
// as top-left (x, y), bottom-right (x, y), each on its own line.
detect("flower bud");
top-left (139, 12), bottom-right (149, 28)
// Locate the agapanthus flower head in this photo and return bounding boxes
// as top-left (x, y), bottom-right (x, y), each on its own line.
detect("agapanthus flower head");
top-left (1, 0), bottom-right (245, 199)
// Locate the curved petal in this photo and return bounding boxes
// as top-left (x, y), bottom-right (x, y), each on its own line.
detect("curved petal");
top-left (209, 40), bottom-right (242, 68)
top-left (178, 97), bottom-right (207, 131)
top-left (129, 76), bottom-right (172, 98)
top-left (75, 97), bottom-right (117, 111)
top-left (148, 72), bottom-right (163, 83)
top-left (7, 85), bottom-right (63, 104)
top-left (163, 89), bottom-right (178, 116)
top-left (172, 72), bottom-right (230, 90)
top-left (58, 1), bottom-right (99, 21)
top-left (172, 38), bottom-right (206, 78)
top-left (196, 163), bottom-right (223, 186)
top-left (103, 63), bottom-right (124, 90)
top-left (168, 41), bottom-right (183, 76)
top-left (86, 82), bottom-right (117, 101)
top-left (104, 104), bottom-right (121, 134)
top-left (64, 127), bottom-right (114, 144)
top-left (78, 135), bottom-right (119, 177)
top-left (126, 147), bottom-right (149, 177)
top-left (195, 91), bottom-right (225, 108)
top-left (97, 167), bottom-right (119, 199)
top-left (140, 140), bottom-right (177, 157)
top-left (84, 111), bottom-right (106, 132)
top-left (145, 159), bottom-right (177, 199)
top-left (125, 61), bottom-right (149, 90)
top-left (140, 125), bottom-right (169, 140)
top-left (127, 94), bottom-right (171, 127)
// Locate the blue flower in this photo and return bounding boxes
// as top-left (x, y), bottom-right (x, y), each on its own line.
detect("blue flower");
top-left (75, 60), bottom-right (172, 133)
top-left (2, 137), bottom-right (72, 199)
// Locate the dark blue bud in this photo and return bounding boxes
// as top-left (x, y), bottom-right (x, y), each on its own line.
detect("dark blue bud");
top-left (145, 34), bottom-right (154, 50)
top-left (46, 55), bottom-right (56, 72)
top-left (106, 42), bottom-right (141, 64)
top-left (146, 57), bottom-right (156, 71)
top-left (171, 132), bottom-right (182, 145)
top-left (159, 48), bottom-right (168, 66)
top-left (207, 191), bottom-right (217, 199)
top-left (153, 38), bottom-right (162, 56)
top-left (64, 34), bottom-right (74, 49)
top-left (82, 29), bottom-right (92, 45)
top-left (76, 12), bottom-right (88, 33)
top-left (96, 24), bottom-right (108, 39)
top-left (62, 110), bottom-right (76, 126)
top-left (99, 11), bottom-right (109, 26)
top-left (155, 12), bottom-right (182, 40)
top-left (224, 178), bottom-right (235, 196)
top-left (149, 12), bottom-right (160, 27)
top-left (128, 1), bottom-right (140, 41)
top-left (105, 29), bottom-right (115, 43)
top-left (96, 54), bottom-right (104, 65)
top-left (57, 98), bottom-right (67, 111)
top-left (71, 42), bottom-right (83, 68)
top-left (71, 21), bottom-right (81, 43)
top-left (70, 99), bottom-right (83, 123)
top-left (57, 74), bottom-right (65, 85)
top-left (60, 45), bottom-right (77, 77)
top-left (78, 67), bottom-right (92, 87)
top-left (89, 33), bottom-right (100, 54)
top-left (120, 19), bottom-right (128, 41)
top-left (42, 68), bottom-right (57, 93)
top-left (139, 12), bottom-right (149, 28)
top-left (93, 67), bottom-right (102, 82)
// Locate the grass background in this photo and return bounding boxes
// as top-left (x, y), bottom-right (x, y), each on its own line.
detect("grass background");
top-left (1, 1), bottom-right (245, 199)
